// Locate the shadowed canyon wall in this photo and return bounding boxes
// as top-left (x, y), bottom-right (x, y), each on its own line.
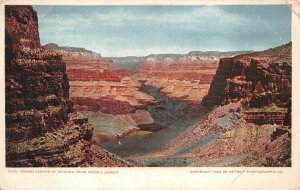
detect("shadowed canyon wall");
top-left (5, 5), bottom-right (132, 167)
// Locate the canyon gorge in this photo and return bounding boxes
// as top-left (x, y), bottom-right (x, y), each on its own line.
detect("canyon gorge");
top-left (5, 5), bottom-right (291, 167)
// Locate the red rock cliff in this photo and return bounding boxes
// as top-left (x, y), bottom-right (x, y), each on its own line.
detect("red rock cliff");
top-left (5, 5), bottom-right (132, 167)
top-left (134, 55), bottom-right (219, 107)
top-left (202, 43), bottom-right (291, 125)
top-left (43, 43), bottom-right (155, 114)
top-left (203, 43), bottom-right (291, 107)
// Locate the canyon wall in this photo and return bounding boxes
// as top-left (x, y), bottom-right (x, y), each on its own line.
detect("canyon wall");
top-left (5, 5), bottom-right (132, 167)
top-left (135, 55), bottom-right (218, 107)
top-left (43, 44), bottom-right (157, 143)
top-left (202, 42), bottom-right (291, 125)
top-left (44, 43), bottom-right (155, 114)
top-left (203, 43), bottom-right (291, 106)
top-left (134, 53), bottom-right (240, 107)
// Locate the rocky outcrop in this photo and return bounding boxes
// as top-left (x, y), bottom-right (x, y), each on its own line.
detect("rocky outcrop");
top-left (5, 5), bottom-right (40, 53)
top-left (7, 112), bottom-right (132, 167)
top-left (202, 42), bottom-right (291, 125)
top-left (195, 58), bottom-right (234, 106)
top-left (203, 42), bottom-right (291, 107)
top-left (5, 5), bottom-right (132, 167)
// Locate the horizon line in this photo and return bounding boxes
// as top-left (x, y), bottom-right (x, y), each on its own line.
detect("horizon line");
top-left (42, 41), bottom-right (292, 58)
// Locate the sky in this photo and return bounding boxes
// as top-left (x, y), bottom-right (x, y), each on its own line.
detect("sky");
top-left (33, 5), bottom-right (291, 57)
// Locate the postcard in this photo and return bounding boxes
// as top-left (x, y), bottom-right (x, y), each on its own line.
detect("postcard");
top-left (1, 0), bottom-right (300, 189)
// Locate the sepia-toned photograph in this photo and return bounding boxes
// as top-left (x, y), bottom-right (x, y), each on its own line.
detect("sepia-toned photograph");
top-left (1, 0), bottom-right (300, 189)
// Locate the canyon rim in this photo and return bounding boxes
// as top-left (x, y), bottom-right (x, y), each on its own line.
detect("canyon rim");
top-left (4, 4), bottom-right (292, 168)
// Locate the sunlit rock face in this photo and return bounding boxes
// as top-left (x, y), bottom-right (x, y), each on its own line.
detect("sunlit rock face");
top-left (134, 52), bottom-right (249, 107)
top-left (5, 5), bottom-right (133, 167)
top-left (43, 43), bottom-right (158, 142)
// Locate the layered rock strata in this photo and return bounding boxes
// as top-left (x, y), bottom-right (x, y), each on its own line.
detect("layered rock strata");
top-left (202, 42), bottom-right (291, 125)
top-left (5, 5), bottom-right (132, 167)
top-left (134, 55), bottom-right (219, 107)
top-left (133, 52), bottom-right (254, 107)
top-left (44, 43), bottom-right (156, 113)
top-left (43, 44), bottom-right (157, 142)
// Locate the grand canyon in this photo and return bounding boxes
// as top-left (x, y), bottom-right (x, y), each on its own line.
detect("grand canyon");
top-left (5, 5), bottom-right (291, 167)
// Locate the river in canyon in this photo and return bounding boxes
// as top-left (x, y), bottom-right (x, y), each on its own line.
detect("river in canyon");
top-left (97, 82), bottom-right (210, 158)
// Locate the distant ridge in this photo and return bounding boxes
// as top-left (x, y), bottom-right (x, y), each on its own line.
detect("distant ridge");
top-left (43, 43), bottom-right (97, 54)
top-left (188, 50), bottom-right (255, 57)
